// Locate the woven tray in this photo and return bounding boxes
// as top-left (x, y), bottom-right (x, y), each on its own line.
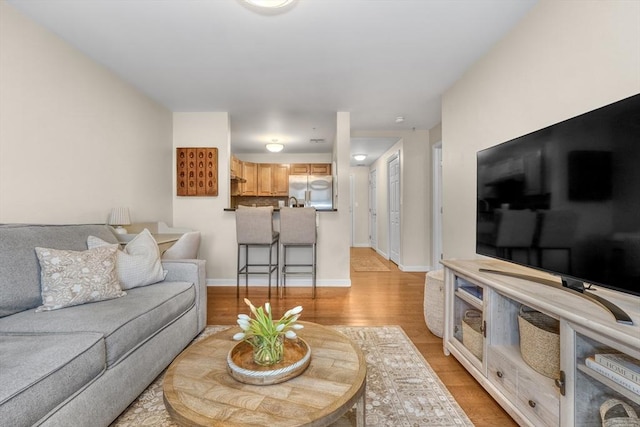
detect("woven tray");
top-left (518, 305), bottom-right (560, 379)
top-left (227, 338), bottom-right (311, 385)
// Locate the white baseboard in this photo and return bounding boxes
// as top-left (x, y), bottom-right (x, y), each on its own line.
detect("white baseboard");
top-left (352, 243), bottom-right (371, 248)
top-left (375, 248), bottom-right (388, 259)
top-left (398, 264), bottom-right (431, 273)
top-left (206, 278), bottom-right (351, 287)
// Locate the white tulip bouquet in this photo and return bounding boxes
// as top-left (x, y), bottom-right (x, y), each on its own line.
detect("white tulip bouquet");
top-left (233, 298), bottom-right (304, 366)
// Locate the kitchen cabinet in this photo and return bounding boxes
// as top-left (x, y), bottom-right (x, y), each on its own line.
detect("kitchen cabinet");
top-left (310, 163), bottom-right (331, 175)
top-left (257, 164), bottom-right (271, 195)
top-left (241, 161), bottom-right (257, 196)
top-left (290, 164), bottom-right (310, 175)
top-left (231, 156), bottom-right (242, 179)
top-left (290, 163), bottom-right (331, 176)
top-left (258, 163), bottom-right (289, 196)
top-left (272, 164), bottom-right (290, 195)
top-left (442, 259), bottom-right (640, 427)
top-left (230, 156), bottom-right (243, 197)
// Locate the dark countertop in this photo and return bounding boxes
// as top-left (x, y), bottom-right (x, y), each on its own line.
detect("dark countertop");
top-left (224, 208), bottom-right (337, 212)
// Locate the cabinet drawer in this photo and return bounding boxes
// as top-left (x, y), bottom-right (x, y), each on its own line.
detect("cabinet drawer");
top-left (487, 347), bottom-right (517, 396)
top-left (517, 368), bottom-right (559, 427)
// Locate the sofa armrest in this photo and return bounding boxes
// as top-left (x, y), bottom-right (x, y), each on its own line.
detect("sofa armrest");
top-left (161, 259), bottom-right (207, 332)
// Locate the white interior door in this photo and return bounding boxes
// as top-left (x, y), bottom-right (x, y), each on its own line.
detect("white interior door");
top-left (369, 169), bottom-right (377, 249)
top-left (388, 154), bottom-right (401, 264)
top-left (432, 142), bottom-right (443, 269)
top-left (350, 174), bottom-right (355, 246)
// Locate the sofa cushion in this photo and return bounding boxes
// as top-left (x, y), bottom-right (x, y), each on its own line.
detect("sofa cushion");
top-left (35, 246), bottom-right (125, 312)
top-left (0, 281), bottom-right (195, 367)
top-left (0, 224), bottom-right (119, 318)
top-left (0, 332), bottom-right (105, 427)
top-left (87, 229), bottom-right (165, 290)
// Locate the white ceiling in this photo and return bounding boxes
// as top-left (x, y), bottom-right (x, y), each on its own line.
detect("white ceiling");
top-left (350, 137), bottom-right (400, 167)
top-left (7, 0), bottom-right (537, 165)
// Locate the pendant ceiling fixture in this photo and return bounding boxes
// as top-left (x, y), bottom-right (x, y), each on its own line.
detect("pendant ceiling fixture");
top-left (243, 0), bottom-right (294, 8)
top-left (266, 140), bottom-right (284, 152)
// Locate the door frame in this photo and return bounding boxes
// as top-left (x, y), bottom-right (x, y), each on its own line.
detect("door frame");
top-left (432, 141), bottom-right (443, 269)
top-left (369, 168), bottom-right (377, 250)
top-left (387, 151), bottom-right (401, 264)
top-left (349, 173), bottom-right (355, 246)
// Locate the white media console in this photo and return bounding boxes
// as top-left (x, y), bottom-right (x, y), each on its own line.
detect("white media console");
top-left (442, 258), bottom-right (640, 426)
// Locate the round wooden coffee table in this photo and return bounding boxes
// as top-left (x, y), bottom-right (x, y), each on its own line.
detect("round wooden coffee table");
top-left (163, 322), bottom-right (366, 426)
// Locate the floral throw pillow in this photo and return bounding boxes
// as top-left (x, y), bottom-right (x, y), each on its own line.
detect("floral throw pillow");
top-left (35, 246), bottom-right (126, 312)
top-left (87, 228), bottom-right (165, 290)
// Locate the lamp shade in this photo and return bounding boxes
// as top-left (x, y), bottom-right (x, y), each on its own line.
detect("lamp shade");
top-left (108, 208), bottom-right (131, 226)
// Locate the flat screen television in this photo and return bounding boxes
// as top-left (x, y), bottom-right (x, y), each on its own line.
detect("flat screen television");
top-left (476, 93), bottom-right (640, 321)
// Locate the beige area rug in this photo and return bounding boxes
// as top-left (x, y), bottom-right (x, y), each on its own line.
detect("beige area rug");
top-left (111, 325), bottom-right (473, 427)
top-left (351, 256), bottom-right (391, 272)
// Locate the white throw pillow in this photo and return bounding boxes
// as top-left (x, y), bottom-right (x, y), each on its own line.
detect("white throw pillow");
top-left (87, 229), bottom-right (165, 290)
top-left (35, 246), bottom-right (125, 312)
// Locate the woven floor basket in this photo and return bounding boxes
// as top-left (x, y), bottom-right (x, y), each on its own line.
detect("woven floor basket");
top-left (424, 270), bottom-right (444, 338)
top-left (462, 310), bottom-right (483, 360)
top-left (518, 305), bottom-right (560, 379)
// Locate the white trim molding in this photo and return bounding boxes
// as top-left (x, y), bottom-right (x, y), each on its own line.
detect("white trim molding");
top-left (206, 278), bottom-right (351, 287)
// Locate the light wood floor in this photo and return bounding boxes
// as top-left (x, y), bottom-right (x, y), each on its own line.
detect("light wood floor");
top-left (207, 247), bottom-right (517, 427)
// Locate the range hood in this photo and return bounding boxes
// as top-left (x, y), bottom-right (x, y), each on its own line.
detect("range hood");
top-left (230, 174), bottom-right (246, 183)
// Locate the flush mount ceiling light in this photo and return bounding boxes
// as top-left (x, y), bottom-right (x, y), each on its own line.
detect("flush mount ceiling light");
top-left (395, 116), bottom-right (405, 124)
top-left (353, 154), bottom-right (367, 162)
top-left (243, 0), bottom-right (294, 8)
top-left (266, 140), bottom-right (284, 152)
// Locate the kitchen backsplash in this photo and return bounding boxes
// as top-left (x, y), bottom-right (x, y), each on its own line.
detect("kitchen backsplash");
top-left (231, 196), bottom-right (289, 209)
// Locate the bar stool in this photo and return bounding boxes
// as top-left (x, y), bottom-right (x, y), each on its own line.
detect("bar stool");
top-left (236, 206), bottom-right (279, 299)
top-left (279, 207), bottom-right (317, 299)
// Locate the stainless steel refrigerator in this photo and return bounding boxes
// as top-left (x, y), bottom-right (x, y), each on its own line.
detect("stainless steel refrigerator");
top-left (288, 175), bottom-right (333, 209)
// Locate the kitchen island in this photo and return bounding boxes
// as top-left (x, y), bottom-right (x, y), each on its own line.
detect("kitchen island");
top-left (223, 207), bottom-right (337, 212)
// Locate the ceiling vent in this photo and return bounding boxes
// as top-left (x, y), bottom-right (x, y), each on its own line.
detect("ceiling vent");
top-left (309, 138), bottom-right (325, 144)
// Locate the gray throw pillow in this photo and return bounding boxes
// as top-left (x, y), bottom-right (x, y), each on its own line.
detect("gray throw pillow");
top-left (87, 228), bottom-right (165, 290)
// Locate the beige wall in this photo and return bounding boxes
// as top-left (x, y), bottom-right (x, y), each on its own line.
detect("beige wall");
top-left (350, 166), bottom-right (370, 247)
top-left (442, 0), bottom-right (640, 259)
top-left (429, 123), bottom-right (442, 145)
top-left (352, 129), bottom-right (431, 271)
top-left (322, 112), bottom-right (351, 284)
top-left (0, 1), bottom-right (173, 224)
top-left (172, 113), bottom-right (233, 280)
top-left (173, 112), bottom-right (351, 286)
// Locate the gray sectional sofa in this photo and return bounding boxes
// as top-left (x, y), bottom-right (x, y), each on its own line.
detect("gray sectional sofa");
top-left (0, 224), bottom-right (207, 426)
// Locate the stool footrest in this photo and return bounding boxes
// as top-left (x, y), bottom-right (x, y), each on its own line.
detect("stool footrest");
top-left (239, 266), bottom-right (279, 274)
top-left (283, 264), bottom-right (314, 270)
